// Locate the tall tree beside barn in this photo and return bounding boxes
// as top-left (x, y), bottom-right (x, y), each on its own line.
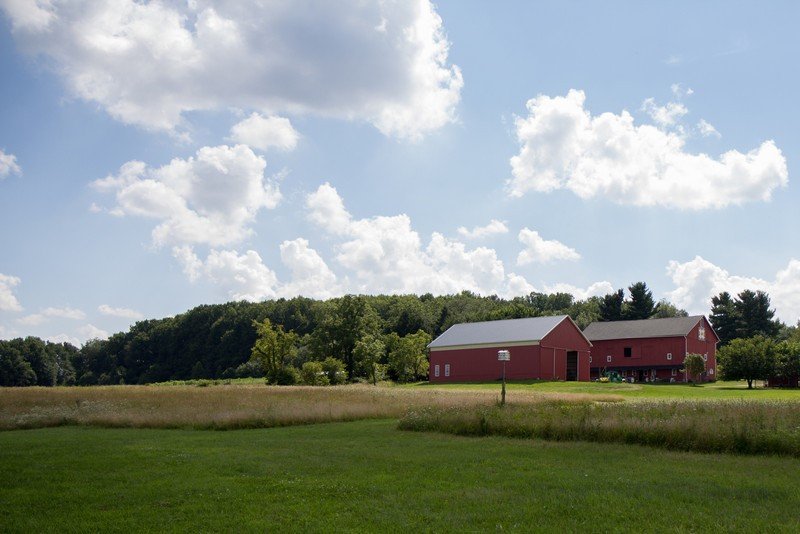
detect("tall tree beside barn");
top-left (623, 282), bottom-right (656, 320)
top-left (735, 290), bottom-right (781, 339)
top-left (599, 289), bottom-right (624, 321)
top-left (710, 292), bottom-right (739, 346)
top-left (711, 290), bottom-right (781, 345)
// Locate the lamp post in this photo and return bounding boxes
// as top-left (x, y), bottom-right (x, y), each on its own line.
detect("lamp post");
top-left (497, 350), bottom-right (510, 406)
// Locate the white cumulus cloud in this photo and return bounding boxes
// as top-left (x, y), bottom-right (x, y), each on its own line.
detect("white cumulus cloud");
top-left (279, 238), bottom-right (342, 299)
top-left (641, 98), bottom-right (688, 127)
top-left (697, 119), bottom-right (721, 138)
top-left (0, 149), bottom-right (21, 178)
top-left (666, 256), bottom-right (800, 324)
top-left (172, 241), bottom-right (341, 301)
top-left (307, 182), bottom-right (533, 296)
top-left (508, 89), bottom-right (788, 209)
top-left (541, 281), bottom-right (614, 301)
top-left (92, 144), bottom-right (281, 247)
top-left (229, 114), bottom-right (299, 151)
top-left (98, 304), bottom-right (143, 320)
top-left (78, 324), bottom-right (110, 341)
top-left (517, 228), bottom-right (580, 265)
top-left (2, 0), bottom-right (462, 140)
top-left (0, 273), bottom-right (22, 311)
top-left (19, 306), bottom-right (86, 326)
top-left (457, 219), bottom-right (509, 239)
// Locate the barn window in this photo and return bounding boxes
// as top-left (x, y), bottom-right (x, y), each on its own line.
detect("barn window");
top-left (671, 368), bottom-right (677, 376)
top-left (589, 356), bottom-right (592, 364)
top-left (703, 353), bottom-right (708, 362)
top-left (624, 347), bottom-right (632, 358)
top-left (606, 355), bottom-right (612, 363)
top-left (434, 365), bottom-right (440, 378)
top-left (444, 364), bottom-right (450, 377)
top-left (709, 367), bottom-right (715, 375)
top-left (667, 352), bottom-right (672, 360)
top-left (699, 325), bottom-right (706, 341)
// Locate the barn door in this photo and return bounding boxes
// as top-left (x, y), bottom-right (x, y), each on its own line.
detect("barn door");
top-left (566, 351), bottom-right (578, 381)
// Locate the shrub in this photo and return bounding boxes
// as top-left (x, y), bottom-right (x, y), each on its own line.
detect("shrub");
top-left (321, 357), bottom-right (347, 385)
top-left (300, 362), bottom-right (330, 386)
top-left (273, 365), bottom-right (300, 386)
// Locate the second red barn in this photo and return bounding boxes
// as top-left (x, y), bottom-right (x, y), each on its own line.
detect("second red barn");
top-left (583, 316), bottom-right (719, 382)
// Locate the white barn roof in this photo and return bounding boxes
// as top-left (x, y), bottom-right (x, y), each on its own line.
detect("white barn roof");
top-left (428, 315), bottom-right (574, 350)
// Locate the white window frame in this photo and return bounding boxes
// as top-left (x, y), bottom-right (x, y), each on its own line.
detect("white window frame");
top-left (434, 364), bottom-right (440, 378)
top-left (606, 355), bottom-right (612, 363)
top-left (666, 352), bottom-right (673, 361)
top-left (444, 363), bottom-right (450, 377)
top-left (709, 367), bottom-right (715, 375)
top-left (699, 325), bottom-right (706, 341)
top-left (703, 353), bottom-right (708, 362)
top-left (671, 368), bottom-right (677, 376)
top-left (589, 356), bottom-right (592, 364)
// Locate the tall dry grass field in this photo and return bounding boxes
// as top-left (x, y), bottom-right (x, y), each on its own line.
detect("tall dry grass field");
top-left (400, 399), bottom-right (800, 456)
top-left (0, 384), bottom-right (622, 431)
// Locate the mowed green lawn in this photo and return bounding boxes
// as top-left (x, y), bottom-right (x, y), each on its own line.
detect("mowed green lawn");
top-left (414, 379), bottom-right (800, 400)
top-left (3, 420), bottom-right (800, 532)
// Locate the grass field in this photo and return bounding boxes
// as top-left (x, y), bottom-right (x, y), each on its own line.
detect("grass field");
top-left (412, 379), bottom-right (800, 400)
top-left (0, 383), bottom-right (622, 431)
top-left (4, 381), bottom-right (800, 531)
top-left (3, 420), bottom-right (800, 532)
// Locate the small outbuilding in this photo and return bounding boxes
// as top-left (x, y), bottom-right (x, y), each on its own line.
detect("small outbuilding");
top-left (427, 315), bottom-right (592, 383)
top-left (583, 315), bottom-right (719, 382)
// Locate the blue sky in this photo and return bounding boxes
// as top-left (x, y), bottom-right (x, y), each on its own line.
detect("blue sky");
top-left (0, 1), bottom-right (798, 345)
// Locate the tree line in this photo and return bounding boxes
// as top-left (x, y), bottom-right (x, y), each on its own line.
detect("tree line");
top-left (1, 284), bottom-right (796, 387)
top-left (0, 290), bottom-right (621, 386)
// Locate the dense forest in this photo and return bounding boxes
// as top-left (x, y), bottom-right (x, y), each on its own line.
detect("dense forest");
top-left (1, 283), bottom-right (796, 387)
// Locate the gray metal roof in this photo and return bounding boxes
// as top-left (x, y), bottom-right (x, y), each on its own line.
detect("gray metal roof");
top-left (428, 315), bottom-right (569, 349)
top-left (583, 316), bottom-right (706, 341)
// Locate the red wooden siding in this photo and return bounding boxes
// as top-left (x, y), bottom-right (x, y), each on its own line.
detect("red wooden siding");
top-left (429, 344), bottom-right (541, 383)
top-left (428, 316), bottom-right (591, 383)
top-left (589, 317), bottom-right (719, 382)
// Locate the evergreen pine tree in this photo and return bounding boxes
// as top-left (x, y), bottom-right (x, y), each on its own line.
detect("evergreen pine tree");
top-left (623, 282), bottom-right (656, 320)
top-left (598, 289), bottom-right (624, 321)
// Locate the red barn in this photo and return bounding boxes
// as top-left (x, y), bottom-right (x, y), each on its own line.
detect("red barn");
top-left (428, 315), bottom-right (592, 383)
top-left (583, 316), bottom-right (719, 382)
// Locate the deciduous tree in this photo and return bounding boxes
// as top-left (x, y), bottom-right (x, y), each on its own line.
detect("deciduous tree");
top-left (717, 336), bottom-right (776, 389)
top-left (683, 353), bottom-right (706, 384)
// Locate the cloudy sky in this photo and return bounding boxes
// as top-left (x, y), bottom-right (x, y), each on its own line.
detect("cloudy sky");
top-left (1, 1), bottom-right (798, 345)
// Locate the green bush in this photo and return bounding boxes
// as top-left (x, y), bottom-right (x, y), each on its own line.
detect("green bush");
top-left (300, 362), bottom-right (330, 386)
top-left (321, 357), bottom-right (347, 385)
top-left (273, 366), bottom-right (300, 386)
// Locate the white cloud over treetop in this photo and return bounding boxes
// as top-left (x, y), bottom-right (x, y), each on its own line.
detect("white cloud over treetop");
top-left (98, 304), bottom-right (143, 320)
top-left (517, 228), bottom-right (580, 265)
top-left (169, 183), bottom-right (611, 302)
top-left (0, 273), bottom-right (22, 311)
top-left (666, 256), bottom-right (800, 324)
top-left (509, 89), bottom-right (788, 209)
top-left (92, 144), bottom-right (281, 247)
top-left (2, 0), bottom-right (462, 140)
top-left (305, 183), bottom-right (605, 298)
top-left (19, 306), bottom-right (86, 326)
top-left (0, 149), bottom-right (21, 178)
top-left (172, 240), bottom-right (342, 301)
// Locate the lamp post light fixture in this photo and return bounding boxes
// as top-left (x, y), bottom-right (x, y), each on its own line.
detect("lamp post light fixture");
top-left (497, 350), bottom-right (510, 406)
